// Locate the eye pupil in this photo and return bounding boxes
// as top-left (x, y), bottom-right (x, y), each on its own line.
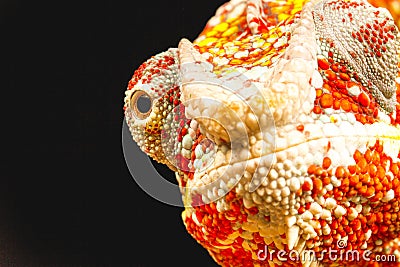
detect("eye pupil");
top-left (137, 95), bottom-right (152, 113)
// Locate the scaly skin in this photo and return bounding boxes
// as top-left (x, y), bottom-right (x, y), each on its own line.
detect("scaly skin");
top-left (123, 0), bottom-right (400, 266)
top-left (370, 0), bottom-right (400, 27)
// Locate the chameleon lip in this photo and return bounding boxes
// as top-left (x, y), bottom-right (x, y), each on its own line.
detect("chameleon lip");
top-left (186, 133), bottom-right (400, 191)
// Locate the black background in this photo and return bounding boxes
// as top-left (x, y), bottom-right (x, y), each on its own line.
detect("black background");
top-left (2, 0), bottom-right (227, 266)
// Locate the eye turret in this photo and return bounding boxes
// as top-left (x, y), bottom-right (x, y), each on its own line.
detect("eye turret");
top-left (130, 90), bottom-right (152, 120)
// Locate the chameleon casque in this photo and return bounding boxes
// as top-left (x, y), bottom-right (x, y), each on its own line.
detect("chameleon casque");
top-left (124, 0), bottom-right (400, 266)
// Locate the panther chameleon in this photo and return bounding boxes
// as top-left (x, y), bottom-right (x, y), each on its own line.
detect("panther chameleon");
top-left (123, 0), bottom-right (400, 266)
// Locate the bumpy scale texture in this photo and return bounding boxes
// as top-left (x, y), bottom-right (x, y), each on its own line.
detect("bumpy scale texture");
top-left (124, 0), bottom-right (400, 266)
top-left (369, 0), bottom-right (400, 27)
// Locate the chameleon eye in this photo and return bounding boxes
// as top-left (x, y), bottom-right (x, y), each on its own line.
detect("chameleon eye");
top-left (130, 91), bottom-right (152, 120)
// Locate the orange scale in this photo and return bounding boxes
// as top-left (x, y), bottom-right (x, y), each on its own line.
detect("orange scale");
top-left (365, 149), bottom-right (374, 163)
top-left (335, 79), bottom-right (347, 90)
top-left (324, 70), bottom-right (337, 81)
top-left (383, 212), bottom-right (392, 223)
top-left (369, 164), bottom-right (378, 178)
top-left (382, 204), bottom-right (392, 213)
top-left (358, 185), bottom-right (368, 197)
top-left (340, 98), bottom-right (351, 112)
top-left (375, 182), bottom-right (384, 192)
top-left (348, 233), bottom-right (358, 243)
top-left (390, 163), bottom-right (399, 176)
top-left (353, 149), bottom-right (364, 161)
top-left (395, 187), bottom-right (400, 201)
top-left (313, 178), bottom-right (324, 194)
top-left (348, 165), bottom-right (359, 176)
top-left (331, 63), bottom-right (339, 72)
top-left (335, 166), bottom-right (346, 178)
top-left (323, 82), bottom-right (332, 91)
top-left (298, 206), bottom-right (306, 214)
top-left (296, 124), bottom-right (304, 132)
top-left (365, 186), bottom-right (376, 198)
top-left (318, 57), bottom-right (330, 70)
top-left (332, 91), bottom-right (342, 99)
top-left (349, 175), bottom-right (360, 186)
top-left (367, 101), bottom-right (377, 112)
top-left (320, 93), bottom-right (334, 108)
top-left (313, 105), bottom-right (322, 114)
top-left (308, 164), bottom-right (317, 174)
top-left (392, 179), bottom-right (400, 190)
top-left (315, 167), bottom-right (324, 176)
top-left (351, 103), bottom-right (359, 113)
top-left (370, 224), bottom-right (380, 235)
top-left (339, 72), bottom-right (351, 81)
top-left (331, 100), bottom-right (340, 110)
top-left (359, 115), bottom-right (368, 124)
top-left (377, 166), bottom-right (386, 180)
top-left (380, 225), bottom-right (389, 234)
top-left (327, 80), bottom-right (337, 90)
top-left (341, 178), bottom-right (350, 191)
top-left (302, 182), bottom-right (313, 191)
top-left (355, 182), bottom-right (364, 191)
top-left (315, 88), bottom-right (323, 98)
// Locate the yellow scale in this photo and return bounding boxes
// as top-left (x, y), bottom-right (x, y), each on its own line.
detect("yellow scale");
top-left (193, 0), bottom-right (309, 72)
top-left (192, 0), bottom-right (400, 73)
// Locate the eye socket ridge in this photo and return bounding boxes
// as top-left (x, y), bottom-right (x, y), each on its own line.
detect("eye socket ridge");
top-left (130, 90), bottom-right (152, 120)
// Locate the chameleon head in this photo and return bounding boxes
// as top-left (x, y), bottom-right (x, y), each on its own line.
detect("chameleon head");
top-left (123, 38), bottom-right (276, 196)
top-left (124, 49), bottom-right (182, 171)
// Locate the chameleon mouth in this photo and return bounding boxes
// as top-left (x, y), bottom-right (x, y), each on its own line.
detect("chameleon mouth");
top-left (185, 117), bottom-right (400, 208)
